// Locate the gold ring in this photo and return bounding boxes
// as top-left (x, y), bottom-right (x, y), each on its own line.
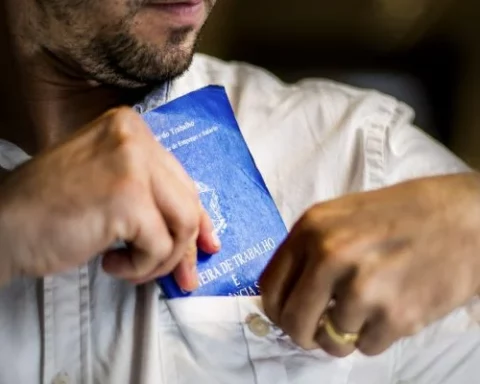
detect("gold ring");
top-left (322, 314), bottom-right (359, 345)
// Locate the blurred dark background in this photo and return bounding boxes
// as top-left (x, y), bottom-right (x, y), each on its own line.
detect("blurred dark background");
top-left (198, 0), bottom-right (480, 168)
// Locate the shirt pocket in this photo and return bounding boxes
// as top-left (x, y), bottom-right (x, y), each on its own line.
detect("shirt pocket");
top-left (157, 296), bottom-right (356, 384)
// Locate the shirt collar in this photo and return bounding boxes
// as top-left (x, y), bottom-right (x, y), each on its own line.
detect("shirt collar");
top-left (133, 80), bottom-right (171, 115)
top-left (0, 81), bottom-right (173, 169)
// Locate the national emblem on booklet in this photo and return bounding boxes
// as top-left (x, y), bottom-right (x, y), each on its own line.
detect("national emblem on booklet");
top-left (142, 86), bottom-right (288, 297)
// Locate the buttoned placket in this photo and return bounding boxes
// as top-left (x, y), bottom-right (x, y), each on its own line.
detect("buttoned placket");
top-left (39, 81), bottom-right (171, 384)
top-left (42, 265), bottom-right (91, 384)
top-left (243, 308), bottom-right (357, 384)
top-left (38, 82), bottom-right (171, 384)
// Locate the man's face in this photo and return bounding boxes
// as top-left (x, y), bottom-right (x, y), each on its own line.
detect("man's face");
top-left (23, 0), bottom-right (216, 87)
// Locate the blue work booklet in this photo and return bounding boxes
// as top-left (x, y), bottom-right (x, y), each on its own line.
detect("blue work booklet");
top-left (142, 86), bottom-right (288, 297)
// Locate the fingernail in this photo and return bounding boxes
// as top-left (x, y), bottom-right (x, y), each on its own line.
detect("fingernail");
top-left (212, 231), bottom-right (221, 248)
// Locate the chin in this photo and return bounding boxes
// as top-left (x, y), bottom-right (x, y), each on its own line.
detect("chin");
top-left (114, 47), bottom-right (195, 89)
top-left (81, 24), bottom-right (199, 89)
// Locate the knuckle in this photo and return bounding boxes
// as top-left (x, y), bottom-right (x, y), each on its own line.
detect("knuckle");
top-left (115, 134), bottom-right (141, 165)
top-left (297, 217), bottom-right (353, 265)
top-left (322, 228), bottom-right (357, 260)
top-left (318, 226), bottom-right (369, 266)
top-left (178, 216), bottom-right (198, 240)
top-left (108, 107), bottom-right (142, 131)
top-left (298, 202), bottom-right (341, 231)
top-left (385, 302), bottom-right (423, 336)
top-left (311, 233), bottom-right (341, 265)
top-left (153, 236), bottom-right (175, 263)
top-left (172, 202), bottom-right (200, 240)
top-left (107, 180), bottom-right (149, 239)
top-left (298, 206), bottom-right (324, 233)
top-left (104, 108), bottom-right (150, 149)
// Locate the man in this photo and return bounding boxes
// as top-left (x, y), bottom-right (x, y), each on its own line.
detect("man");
top-left (0, 0), bottom-right (479, 383)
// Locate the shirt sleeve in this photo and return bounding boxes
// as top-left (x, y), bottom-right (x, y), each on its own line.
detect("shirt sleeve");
top-left (383, 102), bottom-right (471, 186)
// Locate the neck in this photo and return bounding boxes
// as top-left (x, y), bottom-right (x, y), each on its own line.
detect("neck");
top-left (2, 50), bottom-right (150, 154)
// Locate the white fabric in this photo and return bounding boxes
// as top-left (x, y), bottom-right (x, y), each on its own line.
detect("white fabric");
top-left (0, 54), bottom-right (478, 384)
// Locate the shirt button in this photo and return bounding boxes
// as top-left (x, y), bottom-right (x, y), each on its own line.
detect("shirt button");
top-left (246, 314), bottom-right (271, 337)
top-left (52, 372), bottom-right (70, 384)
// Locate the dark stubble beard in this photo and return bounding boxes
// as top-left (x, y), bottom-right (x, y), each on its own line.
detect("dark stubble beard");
top-left (35, 0), bottom-right (215, 89)
top-left (79, 23), bottom-right (198, 89)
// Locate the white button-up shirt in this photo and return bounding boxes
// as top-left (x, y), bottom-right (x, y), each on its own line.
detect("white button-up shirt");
top-left (0, 54), bottom-right (478, 384)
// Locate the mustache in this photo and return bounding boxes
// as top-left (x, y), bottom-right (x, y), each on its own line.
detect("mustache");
top-left (129, 0), bottom-right (215, 12)
top-left (142, 0), bottom-right (210, 5)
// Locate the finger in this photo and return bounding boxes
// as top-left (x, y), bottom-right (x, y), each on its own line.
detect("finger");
top-left (259, 232), bottom-right (304, 325)
top-left (197, 208), bottom-right (221, 254)
top-left (279, 255), bottom-right (343, 350)
top-left (149, 158), bottom-right (200, 245)
top-left (154, 190), bottom-right (200, 289)
top-left (330, 271), bottom-right (369, 333)
top-left (103, 246), bottom-right (173, 282)
top-left (102, 248), bottom-right (146, 280)
top-left (103, 208), bottom-right (174, 280)
top-left (149, 176), bottom-right (200, 277)
top-left (315, 323), bottom-right (356, 357)
top-left (172, 241), bottom-right (199, 292)
top-left (129, 241), bottom-right (199, 290)
top-left (356, 311), bottom-right (399, 356)
top-left (315, 273), bottom-right (369, 357)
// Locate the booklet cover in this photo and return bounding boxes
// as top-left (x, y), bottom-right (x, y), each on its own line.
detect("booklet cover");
top-left (142, 85), bottom-right (288, 297)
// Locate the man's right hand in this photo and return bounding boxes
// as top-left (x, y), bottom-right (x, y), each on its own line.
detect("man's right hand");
top-left (0, 107), bottom-right (220, 289)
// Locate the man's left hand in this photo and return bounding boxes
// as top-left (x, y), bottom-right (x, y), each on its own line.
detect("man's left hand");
top-left (260, 173), bottom-right (480, 357)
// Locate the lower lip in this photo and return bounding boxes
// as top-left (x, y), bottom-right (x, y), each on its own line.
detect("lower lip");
top-left (145, 1), bottom-right (204, 26)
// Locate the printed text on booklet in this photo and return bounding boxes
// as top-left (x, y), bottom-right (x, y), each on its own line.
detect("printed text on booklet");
top-left (142, 86), bottom-right (288, 298)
